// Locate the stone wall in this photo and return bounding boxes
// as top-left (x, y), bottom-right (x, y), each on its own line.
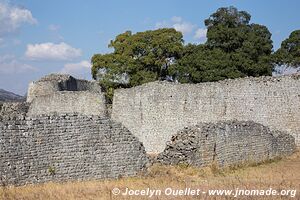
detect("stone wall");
top-left (157, 121), bottom-right (296, 167)
top-left (112, 74), bottom-right (300, 153)
top-left (28, 91), bottom-right (106, 116)
top-left (0, 102), bottom-right (29, 120)
top-left (0, 114), bottom-right (148, 186)
top-left (26, 74), bottom-right (106, 116)
top-left (27, 74), bottom-right (102, 103)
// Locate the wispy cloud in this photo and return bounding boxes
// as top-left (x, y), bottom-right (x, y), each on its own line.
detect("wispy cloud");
top-left (156, 17), bottom-right (195, 35)
top-left (25, 42), bottom-right (82, 61)
top-left (48, 24), bottom-right (60, 31)
top-left (155, 16), bottom-right (206, 41)
top-left (60, 60), bottom-right (91, 78)
top-left (194, 28), bottom-right (207, 39)
top-left (48, 24), bottom-right (64, 41)
top-left (0, 1), bottom-right (37, 37)
top-left (0, 54), bottom-right (36, 74)
top-left (0, 38), bottom-right (5, 47)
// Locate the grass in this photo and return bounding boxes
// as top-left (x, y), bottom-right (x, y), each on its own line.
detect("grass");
top-left (1, 150), bottom-right (299, 200)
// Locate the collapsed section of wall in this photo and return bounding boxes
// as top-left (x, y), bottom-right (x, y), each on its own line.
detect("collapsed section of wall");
top-left (0, 114), bottom-right (148, 186)
top-left (112, 75), bottom-right (300, 153)
top-left (157, 121), bottom-right (296, 167)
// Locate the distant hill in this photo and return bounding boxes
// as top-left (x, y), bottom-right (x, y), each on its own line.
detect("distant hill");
top-left (0, 89), bottom-right (25, 102)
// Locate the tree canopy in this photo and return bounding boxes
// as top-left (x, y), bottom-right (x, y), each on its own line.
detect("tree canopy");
top-left (173, 6), bottom-right (273, 83)
top-left (274, 30), bottom-right (300, 67)
top-left (91, 28), bottom-right (183, 89)
top-left (170, 44), bottom-right (242, 83)
top-left (91, 6), bottom-right (299, 101)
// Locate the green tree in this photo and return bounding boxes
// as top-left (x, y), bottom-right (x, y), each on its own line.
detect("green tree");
top-left (171, 44), bottom-right (242, 83)
top-left (91, 28), bottom-right (184, 95)
top-left (174, 6), bottom-right (273, 83)
top-left (205, 6), bottom-right (251, 52)
top-left (274, 30), bottom-right (300, 67)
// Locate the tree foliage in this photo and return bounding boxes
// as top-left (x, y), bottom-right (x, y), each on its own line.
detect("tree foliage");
top-left (171, 44), bottom-right (242, 83)
top-left (273, 30), bottom-right (300, 67)
top-left (92, 6), bottom-right (300, 100)
top-left (173, 6), bottom-right (273, 83)
top-left (91, 28), bottom-right (184, 91)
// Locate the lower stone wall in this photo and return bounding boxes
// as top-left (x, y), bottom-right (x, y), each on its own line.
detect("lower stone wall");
top-left (157, 121), bottom-right (296, 167)
top-left (0, 114), bottom-right (148, 186)
top-left (0, 102), bottom-right (29, 120)
top-left (112, 75), bottom-right (300, 153)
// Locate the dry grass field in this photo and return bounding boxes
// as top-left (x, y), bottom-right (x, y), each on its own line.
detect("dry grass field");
top-left (1, 150), bottom-right (299, 200)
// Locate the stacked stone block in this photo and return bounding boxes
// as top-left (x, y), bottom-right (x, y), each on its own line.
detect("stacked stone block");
top-left (157, 120), bottom-right (296, 167)
top-left (0, 114), bottom-right (148, 185)
top-left (112, 74), bottom-right (300, 153)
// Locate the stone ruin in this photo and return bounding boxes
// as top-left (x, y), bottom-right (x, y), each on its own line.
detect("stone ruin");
top-left (112, 74), bottom-right (300, 153)
top-left (0, 74), bottom-right (148, 185)
top-left (26, 74), bottom-right (106, 116)
top-left (157, 120), bottom-right (296, 167)
top-left (0, 73), bottom-right (298, 185)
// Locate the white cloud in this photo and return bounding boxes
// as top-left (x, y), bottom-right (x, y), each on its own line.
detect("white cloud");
top-left (25, 42), bottom-right (82, 61)
top-left (48, 24), bottom-right (60, 31)
top-left (48, 24), bottom-right (64, 41)
top-left (173, 22), bottom-right (196, 35)
top-left (156, 17), bottom-right (196, 35)
top-left (194, 28), bottom-right (207, 39)
top-left (60, 60), bottom-right (91, 76)
top-left (0, 1), bottom-right (37, 37)
top-left (0, 54), bottom-right (36, 74)
top-left (155, 16), bottom-right (206, 38)
top-left (155, 21), bottom-right (168, 29)
top-left (171, 16), bottom-right (182, 23)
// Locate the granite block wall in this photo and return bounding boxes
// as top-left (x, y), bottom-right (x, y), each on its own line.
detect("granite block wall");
top-left (157, 120), bottom-right (296, 167)
top-left (26, 74), bottom-right (106, 116)
top-left (0, 114), bottom-right (148, 186)
top-left (27, 91), bottom-right (106, 116)
top-left (27, 74), bottom-right (102, 103)
top-left (112, 74), bottom-right (300, 153)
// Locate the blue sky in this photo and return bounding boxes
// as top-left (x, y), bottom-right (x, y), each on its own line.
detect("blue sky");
top-left (0, 0), bottom-right (299, 95)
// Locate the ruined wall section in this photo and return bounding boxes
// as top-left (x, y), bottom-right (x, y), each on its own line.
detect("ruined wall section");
top-left (28, 91), bottom-right (106, 116)
top-left (157, 121), bottom-right (296, 167)
top-left (0, 102), bottom-right (29, 120)
top-left (0, 114), bottom-right (148, 186)
top-left (112, 75), bottom-right (300, 153)
top-left (26, 74), bottom-right (106, 116)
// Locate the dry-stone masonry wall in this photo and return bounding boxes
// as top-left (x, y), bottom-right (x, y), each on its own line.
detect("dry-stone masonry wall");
top-left (27, 74), bottom-right (101, 102)
top-left (0, 113), bottom-right (148, 186)
top-left (0, 102), bottom-right (29, 120)
top-left (28, 91), bottom-right (105, 116)
top-left (112, 74), bottom-right (300, 153)
top-left (27, 74), bottom-right (106, 116)
top-left (1, 73), bottom-right (298, 185)
top-left (157, 120), bottom-right (296, 167)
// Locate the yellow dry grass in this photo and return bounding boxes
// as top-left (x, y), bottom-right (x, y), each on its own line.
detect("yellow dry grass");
top-left (1, 150), bottom-right (299, 200)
